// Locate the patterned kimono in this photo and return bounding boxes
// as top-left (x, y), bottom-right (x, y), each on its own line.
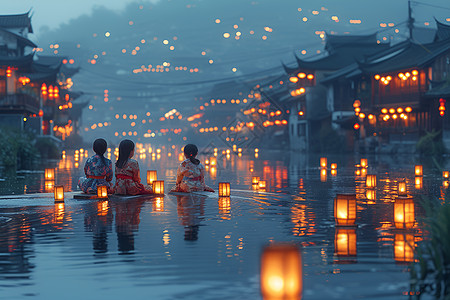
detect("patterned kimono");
top-left (78, 155), bottom-right (113, 194)
top-left (114, 159), bottom-right (152, 195)
top-left (172, 159), bottom-right (209, 193)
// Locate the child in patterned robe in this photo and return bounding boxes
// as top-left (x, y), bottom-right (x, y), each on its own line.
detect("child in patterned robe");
top-left (78, 138), bottom-right (113, 194)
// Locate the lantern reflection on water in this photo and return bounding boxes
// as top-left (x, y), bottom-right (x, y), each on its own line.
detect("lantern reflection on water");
top-left (260, 244), bottom-right (302, 300)
top-left (147, 170), bottom-right (157, 185)
top-left (218, 182), bottom-right (231, 197)
top-left (394, 233), bottom-right (414, 263)
top-left (97, 200), bottom-right (109, 216)
top-left (45, 168), bottom-right (55, 180)
top-left (366, 175), bottom-right (377, 188)
top-left (334, 194), bottom-right (357, 226)
top-left (153, 180), bottom-right (164, 195)
top-left (153, 197), bottom-right (164, 212)
top-left (54, 203), bottom-right (65, 223)
top-left (320, 157), bottom-right (327, 168)
top-left (443, 171), bottom-right (449, 179)
top-left (331, 169), bottom-right (337, 176)
top-left (398, 181), bottom-right (407, 196)
top-left (252, 176), bottom-right (260, 184)
top-left (415, 165), bottom-right (423, 176)
top-left (415, 177), bottom-right (423, 189)
top-left (54, 186), bottom-right (64, 202)
top-left (44, 180), bottom-right (54, 192)
top-left (334, 228), bottom-right (357, 258)
top-left (97, 185), bottom-right (108, 199)
top-left (320, 168), bottom-right (327, 182)
top-left (394, 197), bottom-right (415, 229)
top-left (366, 189), bottom-right (376, 201)
top-left (218, 197), bottom-right (231, 218)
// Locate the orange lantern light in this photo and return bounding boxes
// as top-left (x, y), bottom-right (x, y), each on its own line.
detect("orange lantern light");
top-left (443, 171), bottom-right (449, 179)
top-left (54, 202), bottom-right (65, 223)
top-left (360, 159), bottom-right (368, 168)
top-left (97, 185), bottom-right (108, 199)
top-left (258, 180), bottom-right (267, 189)
top-left (153, 197), bottom-right (164, 212)
top-left (320, 168), bottom-right (327, 182)
top-left (334, 194), bottom-right (357, 226)
top-left (252, 176), bottom-right (260, 184)
top-left (218, 197), bottom-right (231, 217)
top-left (45, 180), bottom-right (54, 193)
top-left (330, 163), bottom-right (337, 170)
top-left (366, 175), bottom-right (377, 188)
top-left (394, 234), bottom-right (414, 263)
top-left (415, 165), bottom-right (423, 176)
top-left (394, 197), bottom-right (415, 229)
top-left (210, 157), bottom-right (217, 166)
top-left (260, 244), bottom-right (302, 300)
top-left (398, 181), bottom-right (407, 196)
top-left (331, 169), bottom-right (337, 176)
top-left (320, 157), bottom-right (327, 168)
top-left (45, 168), bottom-right (55, 181)
top-left (54, 185), bottom-right (64, 202)
top-left (415, 177), bottom-right (423, 189)
top-left (355, 169), bottom-right (361, 176)
top-left (366, 189), bottom-right (376, 201)
top-left (153, 180), bottom-right (164, 194)
top-left (334, 228), bottom-right (357, 257)
top-left (218, 182), bottom-right (231, 197)
top-left (147, 170), bottom-right (157, 185)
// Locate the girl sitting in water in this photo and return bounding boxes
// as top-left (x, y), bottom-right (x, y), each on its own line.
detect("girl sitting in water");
top-left (170, 144), bottom-right (215, 193)
top-left (114, 139), bottom-right (152, 195)
top-left (78, 138), bottom-right (113, 194)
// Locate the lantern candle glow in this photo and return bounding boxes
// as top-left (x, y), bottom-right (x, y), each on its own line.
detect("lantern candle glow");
top-left (218, 182), bottom-right (231, 197)
top-left (334, 228), bottom-right (357, 257)
top-left (147, 170), bottom-right (157, 185)
top-left (153, 180), bottom-right (164, 194)
top-left (54, 185), bottom-right (64, 202)
top-left (260, 244), bottom-right (302, 300)
top-left (320, 157), bottom-right (327, 168)
top-left (360, 158), bottom-right (368, 168)
top-left (258, 180), bottom-right (267, 189)
top-left (443, 171), bottom-right (449, 179)
top-left (45, 168), bottom-right (55, 181)
top-left (366, 175), bottom-right (377, 188)
top-left (394, 233), bottom-right (414, 263)
top-left (415, 177), bottom-right (423, 189)
top-left (398, 181), bottom-right (407, 196)
top-left (394, 197), bottom-right (415, 229)
top-left (334, 194), bottom-right (357, 226)
top-left (415, 165), bottom-right (423, 176)
top-left (252, 176), bottom-right (260, 184)
top-left (97, 185), bottom-right (108, 199)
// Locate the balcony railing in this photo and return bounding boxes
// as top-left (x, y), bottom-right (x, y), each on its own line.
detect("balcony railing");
top-left (0, 93), bottom-right (40, 114)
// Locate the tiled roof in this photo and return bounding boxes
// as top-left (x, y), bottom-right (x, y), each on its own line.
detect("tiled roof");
top-left (0, 12), bottom-right (33, 33)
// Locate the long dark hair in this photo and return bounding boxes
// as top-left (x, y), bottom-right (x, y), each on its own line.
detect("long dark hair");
top-left (184, 144), bottom-right (200, 165)
top-left (93, 138), bottom-right (107, 165)
top-left (116, 139), bottom-right (134, 168)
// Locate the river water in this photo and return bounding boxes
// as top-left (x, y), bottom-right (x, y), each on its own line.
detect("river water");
top-left (0, 147), bottom-right (445, 299)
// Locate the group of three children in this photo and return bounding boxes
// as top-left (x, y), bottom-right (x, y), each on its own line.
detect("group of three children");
top-left (78, 139), bottom-right (214, 196)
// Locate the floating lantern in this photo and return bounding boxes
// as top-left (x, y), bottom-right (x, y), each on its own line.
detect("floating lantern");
top-left (54, 185), bottom-right (64, 202)
top-left (210, 157), bottom-right (217, 166)
top-left (366, 175), bottom-right (377, 188)
top-left (360, 168), bottom-right (367, 177)
top-left (360, 158), bottom-right (368, 168)
top-left (97, 185), bottom-right (108, 199)
top-left (218, 182), bottom-right (231, 197)
top-left (147, 170), bottom-right (157, 185)
top-left (443, 171), bottom-right (449, 179)
top-left (334, 228), bottom-right (357, 257)
top-left (153, 197), bottom-right (164, 212)
top-left (415, 177), bottom-right (423, 189)
top-left (218, 197), bottom-right (231, 218)
top-left (252, 176), bottom-right (260, 184)
top-left (334, 194), bottom-right (357, 226)
top-left (210, 166), bottom-right (217, 180)
top-left (45, 168), bottom-right (55, 180)
top-left (394, 233), bottom-right (414, 263)
top-left (258, 180), bottom-right (267, 189)
top-left (331, 169), bottom-right (337, 176)
top-left (398, 181), bottom-right (407, 196)
top-left (355, 169), bottom-right (361, 176)
top-left (260, 244), bottom-right (302, 300)
top-left (330, 163), bottom-right (337, 170)
top-left (153, 180), bottom-right (164, 195)
top-left (320, 157), bottom-right (327, 168)
top-left (415, 165), bottom-right (423, 176)
top-left (320, 168), bottom-right (327, 182)
top-left (394, 197), bottom-right (415, 229)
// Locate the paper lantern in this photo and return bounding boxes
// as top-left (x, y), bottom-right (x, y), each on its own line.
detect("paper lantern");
top-left (398, 181), bottom-right (407, 196)
top-left (334, 228), bottom-right (357, 257)
top-left (147, 170), bottom-right (157, 185)
top-left (331, 169), bottom-right (337, 176)
top-left (54, 185), bottom-right (64, 202)
top-left (260, 244), bottom-right (302, 300)
top-left (44, 180), bottom-right (54, 193)
top-left (360, 168), bottom-right (367, 177)
top-left (394, 197), bottom-right (415, 229)
top-left (334, 194), bottom-right (357, 226)
top-left (218, 197), bottom-right (231, 218)
top-left (210, 157), bottom-right (217, 166)
top-left (320, 157), bottom-right (327, 168)
top-left (218, 182), bottom-right (231, 197)
top-left (258, 180), bottom-right (267, 189)
top-left (366, 175), bottom-right (377, 188)
top-left (153, 180), bottom-right (164, 194)
top-left (415, 165), bottom-right (423, 176)
top-left (415, 177), bottom-right (423, 189)
top-left (360, 158), bottom-right (368, 168)
top-left (443, 171), bottom-right (449, 179)
top-left (394, 233), bottom-right (414, 263)
top-left (153, 197), bottom-right (164, 212)
top-left (252, 176), bottom-right (260, 184)
top-left (330, 163), bottom-right (337, 170)
top-left (97, 185), bottom-right (108, 199)
top-left (444, 181), bottom-right (449, 189)
top-left (355, 169), bottom-right (361, 176)
top-left (210, 166), bottom-right (217, 180)
top-left (45, 168), bottom-right (55, 180)
top-left (320, 168), bottom-right (327, 182)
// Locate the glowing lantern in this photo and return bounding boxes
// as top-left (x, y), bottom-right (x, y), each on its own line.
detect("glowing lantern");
top-left (443, 171), bottom-right (449, 179)
top-left (334, 228), bottom-right (357, 257)
top-left (147, 170), bottom-right (157, 185)
top-left (210, 157), bottom-right (217, 166)
top-left (258, 180), bottom-right (267, 190)
top-left (45, 180), bottom-right (54, 192)
top-left (218, 182), bottom-right (231, 197)
top-left (331, 169), bottom-right (337, 176)
top-left (355, 169), bottom-right (361, 176)
top-left (320, 168), bottom-right (327, 182)
top-left (334, 194), bottom-right (357, 226)
top-left (153, 197), bottom-right (164, 212)
top-left (97, 185), bottom-right (108, 199)
top-left (415, 177), bottom-right (423, 189)
top-left (218, 197), bottom-right (231, 217)
top-left (320, 157), bottom-right (327, 168)
top-left (54, 186), bottom-right (64, 202)
top-left (45, 168), bottom-right (55, 181)
top-left (330, 163), bottom-right (337, 170)
top-left (415, 165), bottom-right (423, 176)
top-left (366, 189), bottom-right (376, 201)
top-left (360, 168), bottom-right (367, 177)
top-left (252, 176), bottom-right (260, 184)
top-left (444, 181), bottom-right (450, 189)
top-left (260, 244), bottom-right (302, 300)
top-left (360, 159), bottom-right (368, 168)
top-left (394, 197), bottom-right (415, 229)
top-left (365, 175), bottom-right (377, 188)
top-left (398, 181), bottom-right (407, 196)
top-left (153, 180), bottom-right (164, 194)
top-left (394, 234), bottom-right (414, 263)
